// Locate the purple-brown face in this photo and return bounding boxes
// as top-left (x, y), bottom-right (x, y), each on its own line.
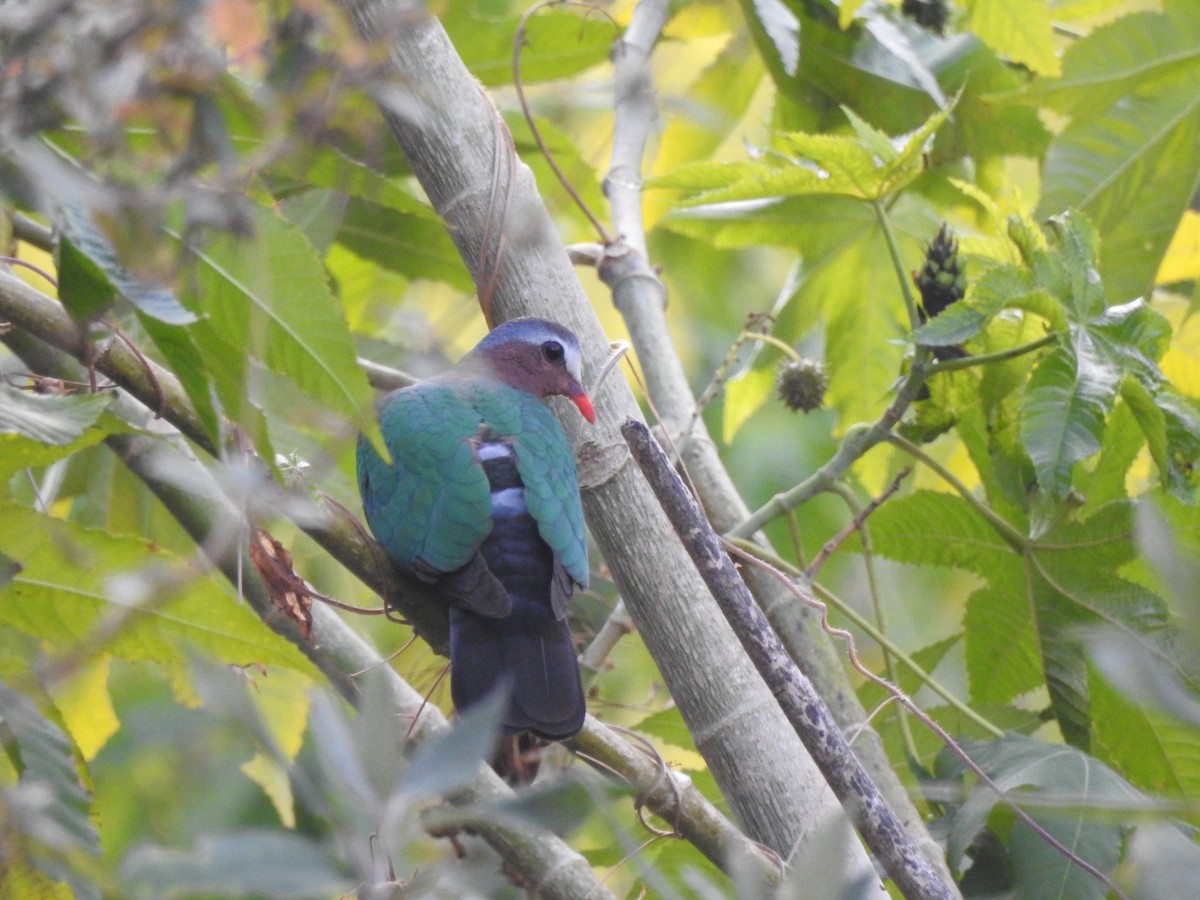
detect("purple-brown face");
top-left (473, 318), bottom-right (596, 423)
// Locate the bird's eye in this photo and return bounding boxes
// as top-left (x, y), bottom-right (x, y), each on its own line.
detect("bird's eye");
top-left (541, 340), bottom-right (564, 362)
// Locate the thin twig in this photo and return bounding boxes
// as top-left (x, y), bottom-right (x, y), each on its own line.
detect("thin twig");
top-left (0, 256), bottom-right (59, 288)
top-left (513, 0), bottom-right (614, 242)
top-left (804, 468), bottom-right (911, 578)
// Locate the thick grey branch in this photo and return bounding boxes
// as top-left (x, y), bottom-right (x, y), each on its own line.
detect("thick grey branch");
top-left (624, 418), bottom-right (956, 900)
top-left (335, 0), bottom-right (877, 862)
top-left (601, 5), bottom-right (954, 885)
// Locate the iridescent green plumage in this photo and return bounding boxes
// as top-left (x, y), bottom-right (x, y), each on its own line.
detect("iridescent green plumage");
top-left (357, 376), bottom-right (589, 589)
top-left (355, 318), bottom-right (593, 746)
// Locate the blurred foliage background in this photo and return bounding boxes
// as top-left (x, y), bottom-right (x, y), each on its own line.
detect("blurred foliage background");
top-left (1, 0), bottom-right (1199, 896)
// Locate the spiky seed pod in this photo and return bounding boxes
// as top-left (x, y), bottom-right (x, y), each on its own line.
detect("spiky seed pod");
top-left (915, 223), bottom-right (965, 323)
top-left (776, 358), bottom-right (828, 413)
top-left (914, 223), bottom-right (969, 363)
top-left (901, 0), bottom-right (951, 35)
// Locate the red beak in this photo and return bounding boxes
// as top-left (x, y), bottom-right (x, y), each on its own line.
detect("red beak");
top-left (570, 391), bottom-right (596, 424)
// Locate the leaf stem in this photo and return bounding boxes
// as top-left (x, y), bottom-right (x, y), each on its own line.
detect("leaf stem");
top-left (827, 482), bottom-right (922, 760)
top-left (884, 432), bottom-right (1028, 553)
top-left (725, 535), bottom-right (1003, 738)
top-left (925, 332), bottom-right (1057, 375)
top-left (874, 200), bottom-right (920, 332)
top-left (744, 331), bottom-right (804, 363)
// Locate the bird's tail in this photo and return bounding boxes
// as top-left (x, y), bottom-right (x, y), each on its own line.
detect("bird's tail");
top-left (448, 604), bottom-right (585, 743)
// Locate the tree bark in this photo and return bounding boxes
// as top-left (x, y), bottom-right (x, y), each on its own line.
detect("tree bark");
top-left (336, 0), bottom-right (876, 871)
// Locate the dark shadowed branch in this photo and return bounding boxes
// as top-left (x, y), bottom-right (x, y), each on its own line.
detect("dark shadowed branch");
top-left (623, 418), bottom-right (956, 900)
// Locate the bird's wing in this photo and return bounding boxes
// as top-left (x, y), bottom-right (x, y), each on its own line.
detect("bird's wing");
top-left (357, 381), bottom-right (510, 617)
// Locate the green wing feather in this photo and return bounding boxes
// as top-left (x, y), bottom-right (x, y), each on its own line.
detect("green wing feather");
top-left (357, 377), bottom-right (588, 588)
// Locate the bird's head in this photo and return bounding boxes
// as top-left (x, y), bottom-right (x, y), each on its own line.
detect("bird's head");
top-left (470, 318), bottom-right (596, 423)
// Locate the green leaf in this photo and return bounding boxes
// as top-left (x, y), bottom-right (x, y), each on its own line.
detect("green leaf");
top-left (446, 7), bottom-right (614, 87)
top-left (1078, 402), bottom-right (1143, 512)
top-left (0, 679), bottom-right (101, 900)
top-left (722, 364), bottom-right (775, 443)
top-left (775, 7), bottom-right (941, 134)
top-left (939, 733), bottom-right (1138, 896)
top-left (132, 312), bottom-right (222, 448)
top-left (1090, 663), bottom-right (1200, 802)
top-left (635, 705), bottom-right (698, 754)
top-left (962, 0), bottom-right (1059, 76)
top-left (56, 203), bottom-right (196, 325)
top-left (0, 385), bottom-right (116, 447)
top-left (1038, 80), bottom-right (1200, 303)
top-left (1020, 338), bottom-right (1119, 497)
top-left (868, 489), bottom-right (1015, 577)
top-left (913, 263), bottom-right (1043, 347)
top-left (0, 503), bottom-right (317, 704)
top-left (658, 101), bottom-right (953, 204)
top-left (119, 830), bottom-right (351, 899)
top-left (963, 563), bottom-right (1044, 705)
top-left (56, 235), bottom-right (115, 322)
top-left (182, 203), bottom-right (378, 436)
top-left (652, 31), bottom-right (766, 173)
top-left (335, 197), bottom-right (472, 290)
top-left (1121, 376), bottom-right (1170, 487)
top-left (1015, 11), bottom-right (1200, 118)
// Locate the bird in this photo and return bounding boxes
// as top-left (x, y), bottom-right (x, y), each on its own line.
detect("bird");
top-left (356, 317), bottom-right (594, 763)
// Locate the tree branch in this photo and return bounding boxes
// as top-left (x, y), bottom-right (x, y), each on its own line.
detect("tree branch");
top-left (1, 271), bottom-right (781, 895)
top-left (334, 0), bottom-right (877, 861)
top-left (623, 418), bottom-right (956, 899)
top-left (598, 1), bottom-right (955, 884)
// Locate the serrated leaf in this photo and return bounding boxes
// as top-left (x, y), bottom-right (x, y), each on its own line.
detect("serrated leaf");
top-left (1015, 11), bottom-right (1200, 118)
top-left (1122, 376), bottom-right (1170, 485)
top-left (335, 197), bottom-right (472, 290)
top-left (652, 32), bottom-right (765, 176)
top-left (963, 563), bottom-right (1044, 705)
top-left (0, 503), bottom-right (317, 704)
top-left (446, 8), bottom-right (613, 87)
top-left (867, 490), bottom-right (1014, 576)
top-left (1020, 338), bottom-right (1119, 497)
top-left (0, 679), bottom-right (101, 900)
top-left (1079, 403), bottom-right (1143, 512)
top-left (120, 830), bottom-right (350, 899)
top-left (182, 203), bottom-right (378, 438)
top-left (133, 312), bottom-right (222, 448)
top-left (962, 0), bottom-right (1060, 76)
top-left (1039, 81), bottom-right (1200, 303)
top-left (56, 203), bottom-right (196, 325)
top-left (56, 235), bottom-right (115, 322)
top-left (0, 385), bottom-right (115, 446)
top-left (1090, 670), bottom-right (1200, 815)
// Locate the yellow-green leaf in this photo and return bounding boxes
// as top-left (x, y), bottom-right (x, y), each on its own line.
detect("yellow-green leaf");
top-left (52, 654), bottom-right (119, 762)
top-left (241, 753), bottom-right (296, 828)
top-left (722, 364), bottom-right (776, 442)
top-left (963, 0), bottom-right (1060, 77)
top-left (0, 503), bottom-right (318, 705)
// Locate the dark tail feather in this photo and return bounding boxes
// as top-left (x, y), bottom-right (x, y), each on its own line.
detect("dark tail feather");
top-left (449, 605), bottom-right (585, 742)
